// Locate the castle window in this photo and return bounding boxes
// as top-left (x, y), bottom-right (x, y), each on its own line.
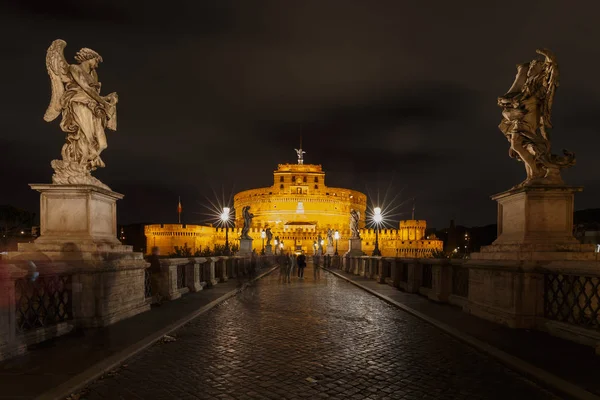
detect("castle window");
top-left (280, 184), bottom-right (284, 189)
top-left (280, 176), bottom-right (284, 182)
top-left (314, 177), bottom-right (318, 183)
top-left (314, 185), bottom-right (318, 189)
top-left (303, 176), bottom-right (307, 183)
top-left (292, 176), bottom-right (296, 182)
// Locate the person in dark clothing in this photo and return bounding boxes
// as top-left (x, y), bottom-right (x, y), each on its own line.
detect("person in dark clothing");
top-left (148, 246), bottom-right (163, 305)
top-left (296, 252), bottom-right (307, 278)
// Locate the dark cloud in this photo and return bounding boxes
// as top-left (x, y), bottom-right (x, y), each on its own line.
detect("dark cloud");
top-left (1, 0), bottom-right (600, 228)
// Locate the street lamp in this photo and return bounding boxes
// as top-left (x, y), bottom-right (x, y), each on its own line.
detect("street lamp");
top-left (372, 206), bottom-right (382, 256)
top-left (221, 207), bottom-right (230, 255)
top-left (261, 230), bottom-right (266, 253)
top-left (334, 230), bottom-right (339, 255)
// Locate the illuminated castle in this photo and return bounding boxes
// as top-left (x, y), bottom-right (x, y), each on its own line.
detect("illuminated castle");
top-left (145, 148), bottom-right (442, 257)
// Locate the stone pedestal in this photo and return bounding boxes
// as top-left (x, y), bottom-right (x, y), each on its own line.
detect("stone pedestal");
top-left (344, 238), bottom-right (363, 257)
top-left (265, 244), bottom-right (273, 255)
top-left (471, 186), bottom-right (596, 261)
top-left (239, 238), bottom-right (253, 256)
top-left (4, 184), bottom-right (150, 329)
top-left (326, 245), bottom-right (334, 256)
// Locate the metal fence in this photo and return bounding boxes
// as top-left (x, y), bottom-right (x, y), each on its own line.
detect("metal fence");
top-left (451, 265), bottom-right (469, 298)
top-left (15, 275), bottom-right (73, 333)
top-left (544, 272), bottom-right (600, 330)
top-left (144, 268), bottom-right (153, 299)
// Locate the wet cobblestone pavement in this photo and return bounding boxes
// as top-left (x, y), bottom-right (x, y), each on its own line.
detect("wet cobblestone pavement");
top-left (81, 264), bottom-right (558, 399)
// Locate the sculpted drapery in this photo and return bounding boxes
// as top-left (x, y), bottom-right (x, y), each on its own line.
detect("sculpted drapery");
top-left (44, 39), bottom-right (118, 189)
top-left (498, 49), bottom-right (574, 188)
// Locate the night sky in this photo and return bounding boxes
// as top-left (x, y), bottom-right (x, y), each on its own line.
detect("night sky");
top-left (1, 1), bottom-right (599, 229)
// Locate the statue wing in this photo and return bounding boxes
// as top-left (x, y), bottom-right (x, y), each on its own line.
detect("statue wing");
top-left (43, 39), bottom-right (70, 122)
top-left (536, 48), bottom-right (559, 136)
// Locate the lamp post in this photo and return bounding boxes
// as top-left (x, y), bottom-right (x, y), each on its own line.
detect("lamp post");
top-left (261, 230), bottom-right (266, 254)
top-left (334, 230), bottom-right (339, 255)
top-left (372, 206), bottom-right (382, 256)
top-left (221, 207), bottom-right (230, 255)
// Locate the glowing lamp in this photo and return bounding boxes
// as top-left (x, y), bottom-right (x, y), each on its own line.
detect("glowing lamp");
top-left (334, 231), bottom-right (339, 240)
top-left (221, 207), bottom-right (230, 223)
top-left (373, 207), bottom-right (383, 224)
top-left (261, 230), bottom-right (266, 239)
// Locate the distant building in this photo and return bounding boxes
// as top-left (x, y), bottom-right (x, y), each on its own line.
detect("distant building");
top-left (144, 150), bottom-right (442, 257)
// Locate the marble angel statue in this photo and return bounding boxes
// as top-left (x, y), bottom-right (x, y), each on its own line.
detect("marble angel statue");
top-left (240, 206), bottom-right (254, 240)
top-left (350, 209), bottom-right (360, 238)
top-left (498, 48), bottom-right (574, 188)
top-left (44, 39), bottom-right (118, 189)
top-left (326, 229), bottom-right (334, 247)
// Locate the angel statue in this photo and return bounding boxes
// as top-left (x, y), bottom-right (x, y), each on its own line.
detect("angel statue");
top-left (265, 227), bottom-right (273, 246)
top-left (294, 148), bottom-right (306, 165)
top-left (43, 39), bottom-right (118, 190)
top-left (350, 209), bottom-right (360, 238)
top-left (240, 206), bottom-right (254, 240)
top-left (498, 48), bottom-right (575, 188)
top-left (317, 234), bottom-right (323, 254)
top-left (326, 229), bottom-right (334, 247)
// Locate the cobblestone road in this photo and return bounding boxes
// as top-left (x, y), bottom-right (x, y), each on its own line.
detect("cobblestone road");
top-left (81, 264), bottom-right (558, 400)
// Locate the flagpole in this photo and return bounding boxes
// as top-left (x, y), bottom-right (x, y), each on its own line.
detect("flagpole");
top-left (178, 196), bottom-right (181, 224)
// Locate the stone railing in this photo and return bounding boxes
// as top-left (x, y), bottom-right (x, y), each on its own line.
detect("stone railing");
top-left (0, 255), bottom-right (275, 361)
top-left (327, 255), bottom-right (599, 355)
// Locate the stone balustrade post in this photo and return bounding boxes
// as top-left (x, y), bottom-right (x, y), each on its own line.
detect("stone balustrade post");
top-left (0, 264), bottom-right (27, 361)
top-left (209, 257), bottom-right (219, 286)
top-left (375, 258), bottom-right (386, 283)
top-left (219, 257), bottom-right (228, 282)
top-left (189, 259), bottom-right (203, 292)
top-left (428, 261), bottom-right (452, 302)
top-left (159, 260), bottom-right (182, 301)
top-left (388, 258), bottom-right (399, 287)
top-left (406, 261), bottom-right (422, 293)
top-left (353, 257), bottom-right (360, 275)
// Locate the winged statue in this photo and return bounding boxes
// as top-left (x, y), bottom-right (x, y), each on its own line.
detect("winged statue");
top-left (44, 39), bottom-right (118, 189)
top-left (240, 206), bottom-right (254, 240)
top-left (350, 209), bottom-right (360, 239)
top-left (497, 49), bottom-right (574, 188)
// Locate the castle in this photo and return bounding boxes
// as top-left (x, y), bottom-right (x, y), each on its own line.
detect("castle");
top-left (145, 149), bottom-right (442, 257)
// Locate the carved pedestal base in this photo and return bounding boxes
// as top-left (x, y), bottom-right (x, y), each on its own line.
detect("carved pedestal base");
top-left (344, 238), bottom-right (363, 257)
top-left (239, 239), bottom-right (253, 256)
top-left (9, 184), bottom-right (128, 261)
top-left (326, 245), bottom-right (335, 256)
top-left (265, 244), bottom-right (273, 255)
top-left (471, 185), bottom-right (595, 261)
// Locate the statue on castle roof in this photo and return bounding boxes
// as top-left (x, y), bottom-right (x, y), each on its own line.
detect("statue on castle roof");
top-left (240, 206), bottom-right (254, 240)
top-left (294, 148), bottom-right (306, 165)
top-left (44, 39), bottom-right (118, 190)
top-left (350, 209), bottom-right (360, 239)
top-left (498, 48), bottom-right (575, 188)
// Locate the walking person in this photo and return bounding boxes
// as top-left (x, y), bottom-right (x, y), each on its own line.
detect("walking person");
top-left (286, 252), bottom-right (296, 283)
top-left (147, 246), bottom-right (163, 305)
top-left (297, 251), bottom-right (307, 279)
top-left (313, 253), bottom-right (321, 280)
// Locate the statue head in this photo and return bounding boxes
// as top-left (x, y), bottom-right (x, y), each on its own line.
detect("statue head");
top-left (75, 48), bottom-right (103, 68)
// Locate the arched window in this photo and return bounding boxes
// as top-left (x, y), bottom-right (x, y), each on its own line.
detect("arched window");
top-left (303, 176), bottom-right (307, 183)
top-left (314, 177), bottom-right (318, 183)
top-left (280, 184), bottom-right (284, 189)
top-left (314, 185), bottom-right (318, 189)
top-left (280, 176), bottom-right (284, 182)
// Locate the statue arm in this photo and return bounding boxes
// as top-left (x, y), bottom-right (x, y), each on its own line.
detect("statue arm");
top-left (69, 65), bottom-right (111, 108)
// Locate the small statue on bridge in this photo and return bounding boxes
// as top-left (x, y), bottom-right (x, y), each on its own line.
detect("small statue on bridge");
top-left (240, 206), bottom-right (254, 240)
top-left (317, 234), bottom-right (323, 254)
top-left (326, 229), bottom-right (334, 247)
top-left (265, 227), bottom-right (273, 246)
top-left (498, 48), bottom-right (575, 188)
top-left (350, 209), bottom-right (360, 239)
